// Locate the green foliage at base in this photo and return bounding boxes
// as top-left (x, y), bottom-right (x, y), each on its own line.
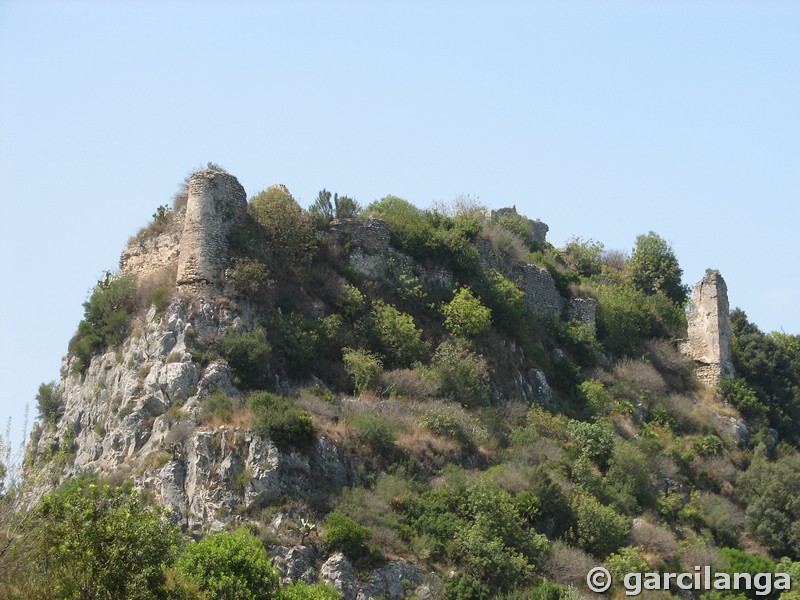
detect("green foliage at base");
top-left (4, 477), bottom-right (180, 599)
top-left (221, 327), bottom-right (272, 389)
top-left (176, 529), bottom-right (281, 600)
top-left (323, 512), bottom-right (373, 560)
top-left (248, 392), bottom-right (316, 451)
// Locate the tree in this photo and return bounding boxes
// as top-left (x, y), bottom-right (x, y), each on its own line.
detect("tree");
top-left (309, 188), bottom-right (361, 229)
top-left (371, 301), bottom-right (426, 366)
top-left (249, 185), bottom-right (316, 264)
top-left (629, 232), bottom-right (689, 305)
top-left (3, 477), bottom-right (180, 599)
top-left (443, 287), bottom-right (492, 337)
top-left (176, 529), bottom-right (281, 600)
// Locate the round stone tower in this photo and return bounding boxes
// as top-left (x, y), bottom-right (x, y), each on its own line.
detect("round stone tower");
top-left (176, 169), bottom-right (247, 286)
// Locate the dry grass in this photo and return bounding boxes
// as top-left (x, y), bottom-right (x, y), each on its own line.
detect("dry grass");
top-left (479, 223), bottom-right (529, 262)
top-left (377, 368), bottom-right (437, 401)
top-left (614, 358), bottom-right (668, 397)
top-left (542, 541), bottom-right (596, 591)
top-left (629, 517), bottom-right (678, 559)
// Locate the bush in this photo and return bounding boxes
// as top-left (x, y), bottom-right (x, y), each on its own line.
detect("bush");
top-left (342, 347), bottom-right (383, 394)
top-left (567, 420), bottom-right (614, 469)
top-left (430, 339), bottom-right (490, 407)
top-left (176, 529), bottom-right (281, 600)
top-left (564, 237), bottom-right (605, 278)
top-left (323, 512), bottom-right (372, 560)
top-left (367, 196), bottom-right (438, 258)
top-left (444, 572), bottom-right (490, 600)
top-left (573, 494), bottom-right (630, 558)
top-left (249, 185), bottom-right (316, 264)
top-left (282, 581), bottom-right (342, 600)
top-left (10, 477), bottom-right (180, 600)
top-left (35, 381), bottom-right (61, 422)
top-left (247, 392), bottom-right (316, 451)
top-left (199, 391), bottom-right (233, 424)
top-left (478, 270), bottom-right (527, 337)
top-left (371, 301), bottom-right (426, 366)
top-left (221, 327), bottom-right (272, 389)
top-left (738, 453), bottom-right (800, 559)
top-left (348, 412), bottom-right (397, 454)
top-left (69, 274), bottom-right (138, 373)
top-left (228, 258), bottom-right (272, 298)
top-left (629, 231), bottom-right (689, 305)
top-left (443, 287), bottom-right (492, 337)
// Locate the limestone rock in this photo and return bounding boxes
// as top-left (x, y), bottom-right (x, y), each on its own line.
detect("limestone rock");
top-left (320, 553), bottom-right (358, 600)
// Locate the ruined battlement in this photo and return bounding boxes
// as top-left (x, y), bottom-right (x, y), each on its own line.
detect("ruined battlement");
top-left (684, 269), bottom-right (735, 387)
top-left (175, 169), bottom-right (247, 286)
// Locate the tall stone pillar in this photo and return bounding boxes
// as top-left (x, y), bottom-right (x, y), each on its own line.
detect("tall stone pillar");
top-left (176, 169), bottom-right (247, 286)
top-left (686, 269), bottom-right (735, 386)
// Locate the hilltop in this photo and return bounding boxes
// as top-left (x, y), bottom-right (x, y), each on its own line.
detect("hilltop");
top-left (2, 166), bottom-right (800, 599)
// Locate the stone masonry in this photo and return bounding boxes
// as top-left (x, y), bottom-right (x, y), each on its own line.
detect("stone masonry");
top-left (685, 269), bottom-right (735, 386)
top-left (176, 169), bottom-right (247, 286)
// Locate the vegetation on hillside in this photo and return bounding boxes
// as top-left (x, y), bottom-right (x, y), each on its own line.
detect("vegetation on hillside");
top-left (4, 172), bottom-right (800, 599)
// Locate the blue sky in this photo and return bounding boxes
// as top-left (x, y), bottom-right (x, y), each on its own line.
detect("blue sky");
top-left (1, 1), bottom-right (799, 457)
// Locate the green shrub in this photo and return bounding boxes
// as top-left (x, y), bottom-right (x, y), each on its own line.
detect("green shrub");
top-left (228, 258), bottom-right (272, 297)
top-left (629, 231), bottom-right (689, 305)
top-left (431, 339), bottom-right (490, 408)
top-left (578, 379), bottom-right (612, 416)
top-left (443, 287), bottom-right (492, 337)
top-left (567, 420), bottom-right (614, 469)
top-left (420, 410), bottom-right (471, 447)
top-left (604, 441), bottom-right (654, 512)
top-left (444, 572), bottom-right (490, 600)
top-left (282, 581), bottom-right (342, 600)
top-left (342, 347), bottom-right (383, 394)
top-left (371, 301), bottom-right (426, 366)
top-left (323, 512), bottom-right (372, 560)
top-left (367, 196), bottom-right (438, 258)
top-left (69, 274), bottom-right (138, 373)
top-left (247, 392), bottom-right (316, 451)
top-left (478, 270), bottom-right (527, 337)
top-left (573, 494), bottom-right (630, 557)
top-left (694, 434), bottom-right (724, 457)
top-left (249, 185), bottom-right (316, 264)
top-left (150, 284), bottom-right (172, 313)
top-left (15, 477), bottom-right (180, 600)
top-left (199, 391), bottom-right (233, 424)
top-left (309, 188), bottom-right (361, 230)
top-left (718, 378), bottom-right (767, 422)
top-left (221, 327), bottom-right (271, 389)
top-left (604, 547), bottom-right (649, 589)
top-left (348, 412), bottom-right (397, 454)
top-left (176, 529), bottom-right (281, 600)
top-left (564, 237), bottom-right (605, 277)
top-left (35, 381), bottom-right (61, 422)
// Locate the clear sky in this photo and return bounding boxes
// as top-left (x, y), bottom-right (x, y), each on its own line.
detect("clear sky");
top-left (1, 1), bottom-right (799, 458)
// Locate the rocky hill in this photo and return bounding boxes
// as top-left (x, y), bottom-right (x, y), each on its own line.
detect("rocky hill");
top-left (5, 166), bottom-right (800, 600)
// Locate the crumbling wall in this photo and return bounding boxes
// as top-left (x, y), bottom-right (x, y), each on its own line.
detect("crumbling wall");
top-left (490, 206), bottom-right (549, 246)
top-left (176, 169), bottom-right (247, 286)
top-left (685, 269), bottom-right (735, 386)
top-left (520, 264), bottom-right (564, 318)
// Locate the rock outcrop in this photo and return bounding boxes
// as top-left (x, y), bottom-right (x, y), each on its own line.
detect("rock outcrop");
top-left (684, 269), bottom-right (735, 386)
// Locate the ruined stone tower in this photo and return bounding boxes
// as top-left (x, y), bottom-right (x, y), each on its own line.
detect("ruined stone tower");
top-left (176, 168), bottom-right (247, 286)
top-left (686, 269), bottom-right (735, 386)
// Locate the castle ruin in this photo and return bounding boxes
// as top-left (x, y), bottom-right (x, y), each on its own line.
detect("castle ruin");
top-left (685, 269), bottom-right (735, 387)
top-left (176, 169), bottom-right (247, 286)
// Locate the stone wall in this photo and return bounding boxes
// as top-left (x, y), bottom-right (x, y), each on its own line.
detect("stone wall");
top-left (176, 169), bottom-right (247, 286)
top-left (567, 297), bottom-right (597, 333)
top-left (489, 206), bottom-right (549, 246)
top-left (685, 269), bottom-right (735, 387)
top-left (329, 217), bottom-right (390, 254)
top-left (520, 264), bottom-right (564, 317)
top-left (119, 226), bottom-right (182, 277)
